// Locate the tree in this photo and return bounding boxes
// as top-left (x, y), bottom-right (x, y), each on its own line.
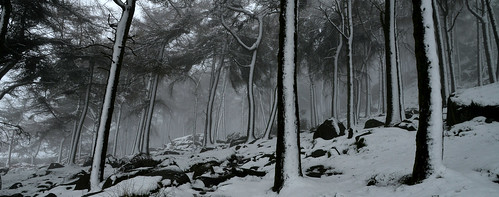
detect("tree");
top-left (411, 0), bottom-right (445, 182)
top-left (384, 0), bottom-right (402, 126)
top-left (0, 0), bottom-right (11, 49)
top-left (222, 4), bottom-right (267, 143)
top-left (90, 0), bottom-right (136, 191)
top-left (484, 0), bottom-right (499, 79)
top-left (273, 0), bottom-right (302, 192)
top-left (466, 0), bottom-right (497, 83)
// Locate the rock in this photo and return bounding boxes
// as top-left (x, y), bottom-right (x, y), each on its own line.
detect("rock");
top-left (44, 193), bottom-right (57, 197)
top-left (47, 163), bottom-right (64, 170)
top-left (447, 84), bottom-right (499, 126)
top-left (189, 161), bottom-right (219, 179)
top-left (395, 120), bottom-right (417, 131)
top-left (73, 172), bottom-right (90, 190)
top-left (102, 167), bottom-right (154, 189)
top-left (338, 122), bottom-right (346, 136)
top-left (305, 165), bottom-right (342, 178)
top-left (313, 118), bottom-right (342, 140)
top-left (144, 168), bottom-right (190, 186)
top-left (232, 168), bottom-right (266, 177)
top-left (191, 179), bottom-right (205, 190)
top-left (405, 108), bottom-right (418, 119)
top-left (9, 182), bottom-right (22, 189)
top-left (0, 167), bottom-right (9, 175)
top-left (364, 119), bottom-right (384, 129)
top-left (347, 128), bottom-right (355, 139)
top-left (197, 175), bottom-right (232, 188)
top-left (229, 136), bottom-right (246, 147)
top-left (308, 149), bottom-right (328, 158)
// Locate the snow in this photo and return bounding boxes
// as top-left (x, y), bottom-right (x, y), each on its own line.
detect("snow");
top-left (450, 82), bottom-right (499, 106)
top-left (2, 117), bottom-right (499, 196)
top-left (99, 176), bottom-right (162, 197)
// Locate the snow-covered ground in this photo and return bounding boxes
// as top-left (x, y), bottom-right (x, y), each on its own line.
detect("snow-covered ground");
top-left (450, 83), bottom-right (499, 106)
top-left (1, 117), bottom-right (498, 197)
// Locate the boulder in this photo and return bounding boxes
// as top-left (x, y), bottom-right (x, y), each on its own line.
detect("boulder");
top-left (73, 172), bottom-right (90, 190)
top-left (364, 119), bottom-right (384, 129)
top-left (9, 182), bottom-right (22, 189)
top-left (338, 122), bottom-right (346, 136)
top-left (47, 163), bottom-right (64, 170)
top-left (305, 165), bottom-right (342, 178)
top-left (313, 118), bottom-right (342, 140)
top-left (447, 83), bottom-right (499, 126)
top-left (189, 161), bottom-right (219, 179)
top-left (395, 120), bottom-right (417, 131)
top-left (144, 168), bottom-right (190, 186)
top-left (102, 167), bottom-right (154, 189)
top-left (308, 149), bottom-right (328, 158)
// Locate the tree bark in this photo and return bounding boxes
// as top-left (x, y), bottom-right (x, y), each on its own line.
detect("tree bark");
top-left (346, 0), bottom-right (354, 130)
top-left (466, 0), bottom-right (497, 83)
top-left (384, 0), bottom-right (402, 126)
top-left (90, 0), bottom-right (135, 191)
top-left (0, 0), bottom-right (11, 49)
top-left (432, 0), bottom-right (449, 106)
top-left (412, 0), bottom-right (445, 182)
top-left (273, 0), bottom-right (302, 192)
top-left (485, 0), bottom-right (499, 78)
top-left (69, 62), bottom-right (93, 164)
top-left (263, 87), bottom-right (278, 139)
top-left (203, 46), bottom-right (225, 147)
top-left (57, 137), bottom-right (66, 164)
top-left (112, 104), bottom-right (123, 157)
top-left (143, 73), bottom-right (159, 155)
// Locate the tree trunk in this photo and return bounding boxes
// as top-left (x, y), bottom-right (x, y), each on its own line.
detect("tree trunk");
top-left (477, 14), bottom-right (483, 86)
top-left (467, 0), bottom-right (497, 83)
top-left (90, 0), bottom-right (135, 191)
top-left (396, 39), bottom-right (405, 120)
top-left (274, 0), bottom-right (302, 192)
top-left (57, 137), bottom-right (66, 164)
top-left (346, 0), bottom-right (354, 130)
top-left (0, 0), bottom-right (11, 49)
top-left (332, 34), bottom-right (342, 118)
top-left (69, 62), bottom-right (93, 164)
top-left (433, 0), bottom-right (449, 106)
top-left (112, 104), bottom-right (123, 157)
top-left (485, 0), bottom-right (499, 78)
top-left (133, 108), bottom-right (146, 154)
top-left (6, 133), bottom-right (14, 167)
top-left (143, 73), bottom-right (159, 155)
top-left (412, 0), bottom-right (445, 182)
top-left (264, 87), bottom-right (278, 139)
top-left (443, 13), bottom-right (457, 92)
top-left (245, 50), bottom-right (257, 143)
top-left (384, 0), bottom-right (402, 126)
top-left (203, 47), bottom-right (225, 147)
top-left (365, 73), bottom-right (371, 118)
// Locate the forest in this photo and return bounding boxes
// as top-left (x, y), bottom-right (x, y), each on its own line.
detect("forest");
top-left (1, 0), bottom-right (499, 196)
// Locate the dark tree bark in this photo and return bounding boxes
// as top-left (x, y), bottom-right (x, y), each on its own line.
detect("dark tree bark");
top-left (69, 62), bottom-right (93, 164)
top-left (384, 0), bottom-right (402, 126)
top-left (412, 0), bottom-right (445, 182)
top-left (273, 0), bottom-right (302, 192)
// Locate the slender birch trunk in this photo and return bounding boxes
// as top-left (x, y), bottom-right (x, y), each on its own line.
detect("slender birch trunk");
top-left (90, 0), bottom-right (135, 191)
top-left (432, 0), bottom-right (449, 105)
